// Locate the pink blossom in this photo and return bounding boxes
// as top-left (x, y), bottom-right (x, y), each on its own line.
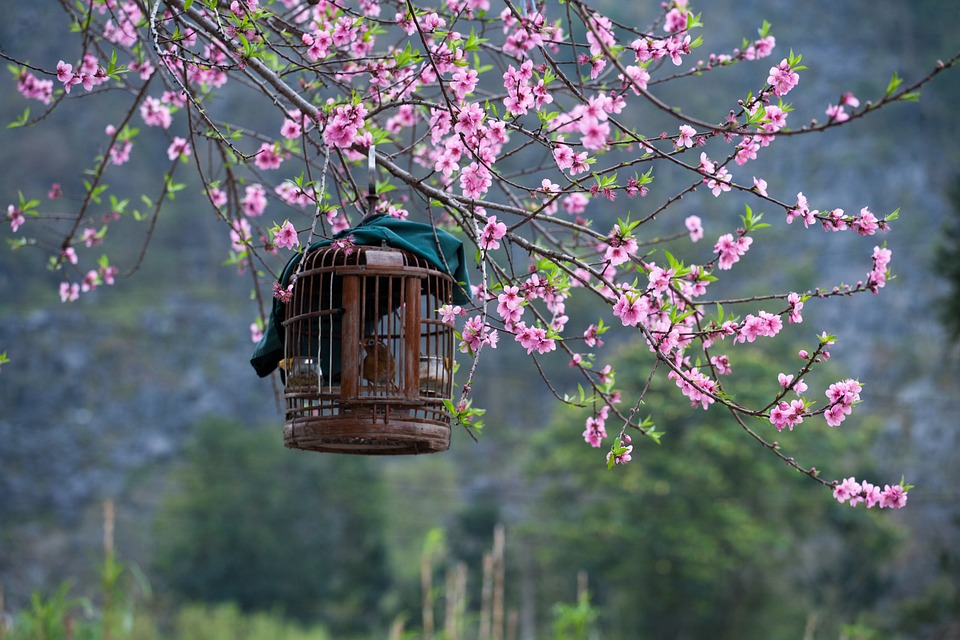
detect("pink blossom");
top-left (273, 282), bottom-right (293, 303)
top-left (583, 323), bottom-right (604, 348)
top-left (59, 282), bottom-right (80, 302)
top-left (606, 444), bottom-right (633, 465)
top-left (81, 227), bottom-right (101, 248)
top-left (451, 67), bottom-right (479, 99)
top-left (671, 367), bottom-right (717, 410)
top-left (99, 264), bottom-right (118, 285)
top-left (438, 304), bottom-right (464, 324)
top-left (879, 484), bottom-right (908, 509)
top-left (851, 207), bottom-right (880, 236)
top-left (767, 58), bottom-right (800, 96)
top-left (710, 354), bottom-right (731, 375)
top-left (675, 124), bottom-right (696, 149)
top-left (663, 7), bottom-right (687, 33)
top-left (821, 208), bottom-right (848, 232)
top-left (166, 137), bottom-right (191, 161)
top-left (769, 398), bottom-right (805, 431)
top-left (242, 184), bottom-right (268, 217)
top-left (861, 482), bottom-right (882, 508)
top-left (833, 477), bottom-right (862, 504)
top-left (582, 414), bottom-right (607, 448)
top-left (714, 233), bottom-right (752, 270)
top-left (254, 142), bottom-right (283, 170)
top-left (787, 292), bottom-right (804, 324)
top-left (108, 140), bottom-right (133, 166)
top-left (824, 378), bottom-right (861, 426)
top-left (762, 105), bottom-right (788, 131)
top-left (647, 265), bottom-right (674, 294)
top-left (331, 234), bottom-right (357, 256)
top-left (786, 192), bottom-right (816, 227)
top-left (140, 96), bottom-right (172, 129)
top-left (230, 218), bottom-right (252, 252)
top-left (597, 364), bottom-right (614, 385)
top-left (748, 35), bottom-right (776, 59)
top-left (514, 322), bottom-right (556, 355)
top-left (48, 183), bottom-right (62, 200)
top-left (7, 205), bottom-right (25, 232)
top-left (17, 71), bottom-right (54, 104)
top-left (620, 65), bottom-right (650, 94)
top-left (461, 162), bottom-right (492, 199)
top-left (479, 215), bottom-right (507, 250)
top-left (613, 292), bottom-right (644, 327)
top-left (826, 103), bottom-right (849, 123)
top-left (209, 187), bottom-right (227, 208)
top-left (250, 322), bottom-right (263, 344)
top-left (273, 220), bottom-right (299, 250)
top-left (867, 245), bottom-right (892, 292)
top-left (736, 310), bottom-right (782, 343)
top-left (80, 269), bottom-right (101, 293)
top-left (684, 215), bottom-right (703, 242)
top-left (459, 315), bottom-right (499, 353)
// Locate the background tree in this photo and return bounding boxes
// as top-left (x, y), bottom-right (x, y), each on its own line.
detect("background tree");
top-left (523, 341), bottom-right (903, 639)
top-left (934, 175), bottom-right (960, 345)
top-left (153, 417), bottom-right (392, 636)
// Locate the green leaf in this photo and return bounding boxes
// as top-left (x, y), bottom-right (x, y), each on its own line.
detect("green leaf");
top-left (885, 72), bottom-right (903, 98)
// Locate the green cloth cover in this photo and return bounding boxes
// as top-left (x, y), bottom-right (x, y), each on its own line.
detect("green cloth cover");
top-left (250, 215), bottom-right (471, 378)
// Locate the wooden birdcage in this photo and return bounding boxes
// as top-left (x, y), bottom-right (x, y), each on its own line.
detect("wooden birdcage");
top-left (281, 244), bottom-right (456, 454)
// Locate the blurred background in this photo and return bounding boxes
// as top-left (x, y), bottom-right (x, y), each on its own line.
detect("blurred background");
top-left (1, 1), bottom-right (959, 638)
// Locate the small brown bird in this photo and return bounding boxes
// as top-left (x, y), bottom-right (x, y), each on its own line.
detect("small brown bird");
top-left (361, 338), bottom-right (397, 387)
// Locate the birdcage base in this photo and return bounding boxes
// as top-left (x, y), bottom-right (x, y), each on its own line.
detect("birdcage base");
top-left (283, 415), bottom-right (450, 455)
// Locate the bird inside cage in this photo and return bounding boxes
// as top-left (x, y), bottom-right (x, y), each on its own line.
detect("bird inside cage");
top-left (361, 337), bottom-right (397, 390)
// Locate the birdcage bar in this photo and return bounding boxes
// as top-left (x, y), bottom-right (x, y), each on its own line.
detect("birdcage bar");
top-left (281, 245), bottom-right (455, 454)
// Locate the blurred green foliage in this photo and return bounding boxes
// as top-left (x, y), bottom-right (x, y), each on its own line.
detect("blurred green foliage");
top-left (524, 341), bottom-right (904, 640)
top-left (151, 418), bottom-right (391, 637)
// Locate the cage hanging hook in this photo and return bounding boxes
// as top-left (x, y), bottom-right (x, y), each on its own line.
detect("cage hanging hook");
top-left (362, 145), bottom-right (380, 223)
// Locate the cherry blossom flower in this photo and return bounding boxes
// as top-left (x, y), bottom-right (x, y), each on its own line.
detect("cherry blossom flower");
top-left (59, 282), bottom-right (80, 302)
top-left (582, 414), bottom-right (607, 448)
top-left (242, 184), bottom-right (268, 217)
top-left (479, 215), bottom-right (507, 250)
top-left (272, 220), bottom-right (299, 250)
top-left (685, 215), bottom-right (703, 242)
top-left (770, 398), bottom-right (805, 431)
top-left (767, 58), bottom-right (800, 96)
top-left (459, 315), bottom-right (498, 353)
top-left (786, 192), bottom-right (816, 227)
top-left (17, 70), bottom-right (53, 104)
top-left (787, 292), bottom-right (804, 323)
top-left (140, 96), bottom-right (172, 128)
top-left (166, 137), bottom-right (191, 161)
top-left (7, 205), bottom-right (24, 232)
top-left (714, 233), bottom-right (752, 270)
top-left (606, 444), bottom-right (633, 465)
top-left (254, 142), bottom-right (283, 170)
top-left (273, 282), bottom-right (293, 303)
top-left (851, 207), bottom-right (880, 236)
top-left (249, 322), bottom-right (263, 344)
top-left (867, 245), bottom-right (892, 292)
top-left (676, 124), bottom-right (696, 149)
top-left (880, 484), bottom-right (908, 508)
top-left (833, 477), bottom-right (862, 504)
top-left (438, 304), bottom-right (464, 324)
